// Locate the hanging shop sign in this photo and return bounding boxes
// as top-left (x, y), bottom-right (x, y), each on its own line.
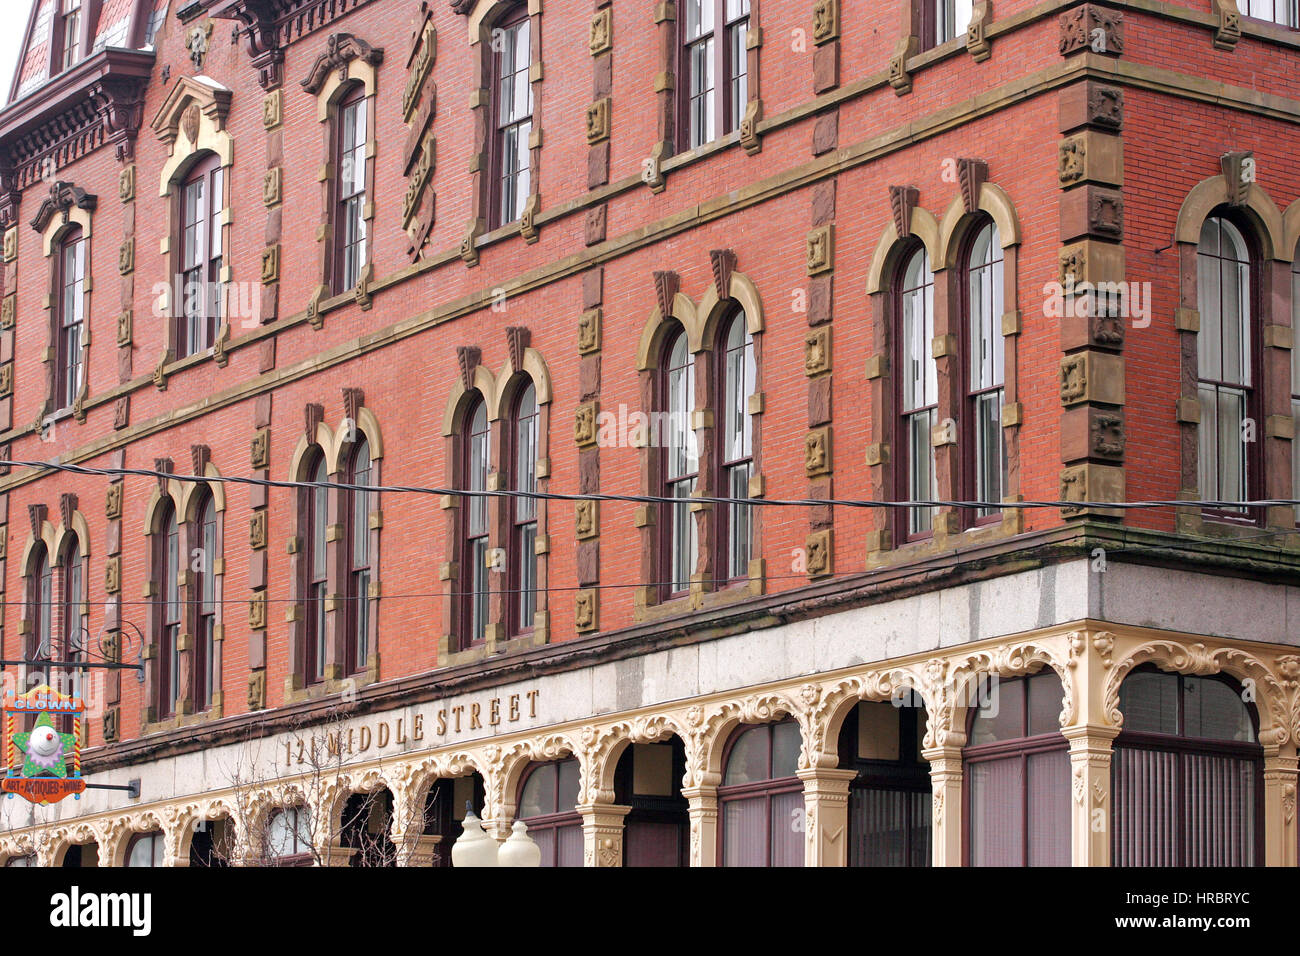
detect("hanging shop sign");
top-left (1, 685), bottom-right (87, 805)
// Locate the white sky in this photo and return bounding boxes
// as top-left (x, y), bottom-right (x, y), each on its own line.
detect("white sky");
top-left (0, 0), bottom-right (35, 101)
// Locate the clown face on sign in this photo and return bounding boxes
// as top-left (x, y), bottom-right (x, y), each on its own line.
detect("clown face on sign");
top-left (13, 713), bottom-right (77, 779)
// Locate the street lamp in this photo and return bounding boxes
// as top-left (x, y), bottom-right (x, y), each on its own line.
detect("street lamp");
top-left (450, 806), bottom-right (541, 867)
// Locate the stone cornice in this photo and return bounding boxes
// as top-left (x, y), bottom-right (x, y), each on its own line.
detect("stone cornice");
top-left (0, 48), bottom-right (154, 197)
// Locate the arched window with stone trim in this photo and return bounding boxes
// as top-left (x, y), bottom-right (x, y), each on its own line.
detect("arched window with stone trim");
top-left (840, 699), bottom-right (932, 867)
top-left (56, 535), bottom-right (84, 716)
top-left (719, 719), bottom-right (804, 867)
top-left (192, 489), bottom-right (218, 711)
top-left (896, 244), bottom-right (938, 539)
top-left (1292, 247), bottom-right (1300, 526)
top-left (125, 831), bottom-right (164, 868)
top-left (1197, 214), bottom-right (1259, 521)
top-left (461, 394), bottom-right (491, 649)
top-left (333, 81), bottom-right (369, 293)
top-left (267, 806), bottom-right (315, 867)
top-left (961, 218), bottom-right (1006, 523)
top-left (487, 2), bottom-right (532, 229)
top-left (300, 449), bottom-right (330, 683)
top-left (344, 436), bottom-right (373, 674)
top-left (716, 307), bottom-right (755, 582)
top-left (517, 758), bottom-right (583, 867)
top-left (54, 224), bottom-right (85, 412)
top-left (660, 323), bottom-right (697, 597)
top-left (506, 381), bottom-right (538, 638)
top-left (153, 500), bottom-right (181, 719)
top-left (963, 670), bottom-right (1069, 866)
top-left (177, 151), bottom-right (223, 358)
top-left (1111, 667), bottom-right (1262, 866)
top-left (26, 544), bottom-right (53, 669)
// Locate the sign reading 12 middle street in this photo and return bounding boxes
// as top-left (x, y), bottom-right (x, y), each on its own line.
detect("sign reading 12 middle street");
top-left (1, 685), bottom-right (87, 805)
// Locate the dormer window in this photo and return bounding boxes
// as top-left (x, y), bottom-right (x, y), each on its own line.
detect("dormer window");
top-left (60, 0), bottom-right (83, 71)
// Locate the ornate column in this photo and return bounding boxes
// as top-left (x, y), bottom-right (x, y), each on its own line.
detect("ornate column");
top-left (921, 743), bottom-right (964, 866)
top-left (682, 785), bottom-right (719, 867)
top-left (577, 803), bottom-right (631, 867)
top-left (797, 767), bottom-right (856, 866)
top-left (1263, 748), bottom-right (1298, 867)
top-left (1063, 628), bottom-right (1119, 867)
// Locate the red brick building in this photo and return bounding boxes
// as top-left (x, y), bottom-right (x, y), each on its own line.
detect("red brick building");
top-left (0, 0), bottom-right (1296, 867)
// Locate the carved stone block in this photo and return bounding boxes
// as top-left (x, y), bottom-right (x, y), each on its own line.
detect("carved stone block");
top-left (586, 97), bottom-right (611, 144)
top-left (251, 428), bottom-right (271, 469)
top-left (805, 327), bottom-right (831, 377)
top-left (263, 90), bottom-right (283, 129)
top-left (1059, 352), bottom-right (1125, 407)
top-left (106, 483), bottom-right (123, 519)
top-left (578, 308), bottom-right (602, 354)
top-left (590, 8), bottom-right (613, 55)
top-left (806, 224), bottom-right (834, 275)
top-left (1059, 82), bottom-right (1123, 133)
top-left (247, 670), bottom-right (267, 711)
top-left (104, 556), bottom-right (121, 594)
top-left (1058, 131), bottom-right (1123, 186)
top-left (118, 237), bottom-right (134, 275)
top-left (263, 166), bottom-right (282, 206)
top-left (117, 310), bottom-right (133, 347)
top-left (1061, 405), bottom-right (1126, 462)
top-left (250, 511), bottom-right (268, 550)
top-left (1059, 462), bottom-right (1125, 517)
top-left (576, 499), bottom-right (599, 540)
top-left (249, 593), bottom-right (268, 630)
top-left (261, 244), bottom-right (280, 284)
top-left (806, 529), bottom-right (832, 578)
top-left (1059, 5), bottom-right (1123, 57)
top-left (805, 426), bottom-right (832, 477)
top-left (119, 164), bottom-right (136, 203)
top-left (812, 0), bottom-right (839, 44)
top-left (2, 228), bottom-right (16, 262)
top-left (574, 401), bottom-right (599, 447)
top-left (1059, 185), bottom-right (1123, 241)
top-left (0, 294), bottom-right (13, 330)
top-left (575, 588), bottom-right (599, 632)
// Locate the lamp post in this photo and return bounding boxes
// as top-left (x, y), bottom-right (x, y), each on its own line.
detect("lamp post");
top-left (450, 807), bottom-right (541, 867)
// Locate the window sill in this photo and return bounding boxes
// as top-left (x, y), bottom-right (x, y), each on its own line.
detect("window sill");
top-left (436, 613), bottom-right (550, 668)
top-left (633, 563), bottom-right (765, 624)
top-left (1177, 507), bottom-right (1300, 543)
top-left (867, 506), bottom-right (1024, 570)
top-left (283, 655), bottom-right (381, 706)
top-left (141, 698), bottom-right (224, 736)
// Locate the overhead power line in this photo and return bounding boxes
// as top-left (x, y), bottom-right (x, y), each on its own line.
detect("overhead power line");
top-left (3, 459), bottom-right (1299, 513)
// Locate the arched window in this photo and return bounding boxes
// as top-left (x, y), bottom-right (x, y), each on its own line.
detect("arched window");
top-left (345, 438), bottom-right (373, 673)
top-left (717, 310), bottom-right (754, 581)
top-left (661, 326), bottom-right (697, 596)
top-left (963, 220), bottom-right (1005, 522)
top-left (840, 700), bottom-right (931, 867)
top-left (193, 492), bottom-right (217, 711)
top-left (461, 396), bottom-right (491, 649)
top-left (719, 719), bottom-right (803, 866)
top-left (334, 84), bottom-right (369, 292)
top-left (924, 0), bottom-right (973, 49)
top-left (615, 740), bottom-right (689, 867)
top-left (27, 545), bottom-right (52, 667)
top-left (55, 225), bottom-right (85, 411)
top-left (302, 451), bottom-right (329, 683)
top-left (517, 759), bottom-right (582, 867)
top-left (57, 540), bottom-right (83, 719)
top-left (489, 4), bottom-right (532, 228)
top-left (897, 245), bottom-right (937, 538)
top-left (1197, 216), bottom-right (1257, 519)
top-left (154, 502), bottom-right (180, 718)
top-left (508, 383), bottom-right (538, 637)
top-left (1238, 0), bottom-right (1298, 27)
top-left (680, 0), bottom-right (750, 149)
top-left (963, 670), bottom-right (1069, 866)
top-left (267, 806), bottom-right (314, 866)
top-left (1112, 668), bottom-right (1262, 866)
top-left (1290, 247), bottom-right (1299, 525)
top-left (177, 153), bottom-right (223, 358)
top-left (126, 832), bottom-right (164, 868)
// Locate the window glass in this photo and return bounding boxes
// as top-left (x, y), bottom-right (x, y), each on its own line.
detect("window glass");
top-left (723, 725), bottom-right (768, 785)
top-left (1237, 0), bottom-right (1298, 27)
top-left (1119, 670), bottom-right (1178, 735)
top-left (969, 677), bottom-right (1022, 745)
top-left (1183, 676), bottom-right (1254, 743)
top-left (771, 720), bottom-right (801, 778)
top-left (1026, 671), bottom-right (1063, 737)
top-left (520, 763), bottom-right (557, 818)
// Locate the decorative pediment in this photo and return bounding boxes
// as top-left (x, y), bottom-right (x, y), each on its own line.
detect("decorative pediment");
top-left (29, 181), bottom-right (97, 234)
top-left (151, 76), bottom-right (234, 146)
top-left (300, 34), bottom-right (386, 95)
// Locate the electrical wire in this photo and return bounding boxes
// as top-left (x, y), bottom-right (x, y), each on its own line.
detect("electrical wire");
top-left (4, 458), bottom-right (1300, 513)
